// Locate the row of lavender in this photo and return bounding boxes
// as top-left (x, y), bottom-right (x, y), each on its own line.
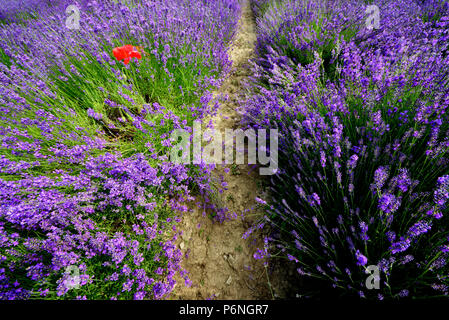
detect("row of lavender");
top-left (245, 0), bottom-right (449, 298)
top-left (0, 0), bottom-right (240, 299)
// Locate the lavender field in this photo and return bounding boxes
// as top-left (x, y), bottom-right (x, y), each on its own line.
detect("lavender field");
top-left (0, 0), bottom-right (448, 301)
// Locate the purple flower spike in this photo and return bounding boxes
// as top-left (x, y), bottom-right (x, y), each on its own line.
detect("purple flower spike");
top-left (355, 250), bottom-right (368, 266)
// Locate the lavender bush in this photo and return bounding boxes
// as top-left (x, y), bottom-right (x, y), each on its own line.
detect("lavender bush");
top-left (245, 0), bottom-right (449, 299)
top-left (0, 0), bottom-right (240, 299)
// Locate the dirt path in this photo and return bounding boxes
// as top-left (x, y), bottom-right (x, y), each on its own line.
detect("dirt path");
top-left (170, 0), bottom-right (273, 300)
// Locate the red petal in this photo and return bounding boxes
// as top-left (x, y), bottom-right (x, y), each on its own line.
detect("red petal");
top-left (123, 45), bottom-right (134, 53)
top-left (130, 51), bottom-right (142, 59)
top-left (113, 47), bottom-right (127, 61)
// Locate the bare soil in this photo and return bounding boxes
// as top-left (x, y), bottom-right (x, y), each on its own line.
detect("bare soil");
top-left (169, 0), bottom-right (298, 300)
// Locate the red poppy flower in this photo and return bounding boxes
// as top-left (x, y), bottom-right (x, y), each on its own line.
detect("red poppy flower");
top-left (112, 45), bottom-right (142, 65)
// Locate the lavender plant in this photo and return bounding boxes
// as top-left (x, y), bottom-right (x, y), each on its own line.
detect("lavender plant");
top-left (0, 0), bottom-right (240, 299)
top-left (244, 0), bottom-right (449, 299)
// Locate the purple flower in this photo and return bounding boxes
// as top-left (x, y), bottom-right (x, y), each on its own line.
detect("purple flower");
top-left (391, 169), bottom-right (412, 193)
top-left (398, 289), bottom-right (409, 298)
top-left (407, 221), bottom-right (432, 238)
top-left (311, 193), bottom-right (321, 206)
top-left (355, 250), bottom-right (368, 266)
top-left (122, 278), bottom-right (134, 292)
top-left (434, 175), bottom-right (449, 207)
top-left (347, 154), bottom-right (359, 172)
top-left (399, 255), bottom-right (414, 265)
top-left (255, 197), bottom-right (267, 205)
top-left (134, 291), bottom-right (146, 300)
top-left (372, 166), bottom-right (389, 191)
top-left (320, 150), bottom-right (326, 168)
top-left (378, 193), bottom-right (401, 214)
top-left (426, 209), bottom-right (443, 219)
top-left (390, 237), bottom-right (411, 254)
top-left (359, 221), bottom-right (369, 241)
top-left (87, 108), bottom-right (102, 121)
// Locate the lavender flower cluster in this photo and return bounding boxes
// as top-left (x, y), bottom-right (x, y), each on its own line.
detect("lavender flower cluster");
top-left (0, 0), bottom-right (56, 21)
top-left (245, 0), bottom-right (449, 299)
top-left (0, 0), bottom-right (240, 299)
